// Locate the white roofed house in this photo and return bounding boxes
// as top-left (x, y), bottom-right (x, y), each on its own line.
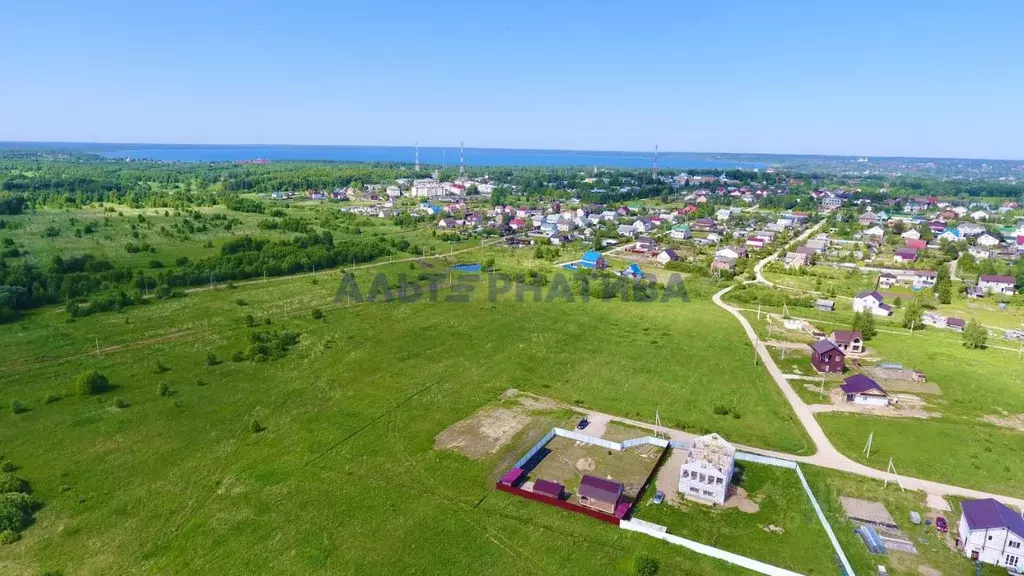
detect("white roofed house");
top-left (901, 229), bottom-right (921, 240)
top-left (976, 233), bottom-right (1000, 248)
top-left (862, 226), bottom-right (885, 238)
top-left (852, 291), bottom-right (892, 317)
top-left (678, 433), bottom-right (735, 505)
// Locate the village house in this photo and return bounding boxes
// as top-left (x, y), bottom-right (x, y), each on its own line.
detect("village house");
top-left (670, 225), bottom-right (691, 240)
top-left (692, 218), bottom-right (717, 232)
top-left (620, 262), bottom-right (644, 280)
top-left (862, 225), bottom-right (885, 238)
top-left (656, 249), bottom-right (679, 265)
top-left (634, 236), bottom-right (657, 252)
top-left (901, 229), bottom-right (921, 240)
top-left (678, 433), bottom-right (735, 505)
top-left (616, 224), bottom-right (637, 238)
top-left (578, 475), bottom-right (625, 515)
top-left (879, 270), bottom-right (937, 289)
top-left (894, 247), bottom-right (919, 263)
top-left (578, 251), bottom-right (607, 270)
top-left (816, 299), bottom-right (836, 312)
top-left (858, 212), bottom-right (880, 226)
top-left (958, 222), bottom-right (986, 237)
top-left (830, 330), bottom-right (864, 354)
top-left (810, 339), bottom-right (845, 373)
top-left (805, 238), bottom-right (829, 253)
top-left (853, 291), bottom-right (893, 317)
top-left (711, 256), bottom-right (736, 274)
top-left (437, 218), bottom-right (457, 229)
top-left (715, 208), bottom-right (733, 221)
top-left (947, 317), bottom-right (966, 332)
top-left (820, 196), bottom-right (843, 211)
top-left (840, 374), bottom-right (890, 406)
top-left (784, 251), bottom-right (809, 269)
top-left (977, 275), bottom-right (1016, 296)
top-left (715, 246), bottom-right (747, 260)
top-left (905, 239), bottom-right (927, 251)
top-left (958, 498), bottom-right (1024, 568)
top-left (976, 233), bottom-right (1000, 248)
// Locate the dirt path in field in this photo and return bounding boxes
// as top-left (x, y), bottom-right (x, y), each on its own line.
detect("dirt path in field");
top-left (0, 330), bottom-right (195, 371)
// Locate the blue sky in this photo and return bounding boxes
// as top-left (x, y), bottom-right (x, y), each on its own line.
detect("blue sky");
top-left (2, 0), bottom-right (1023, 159)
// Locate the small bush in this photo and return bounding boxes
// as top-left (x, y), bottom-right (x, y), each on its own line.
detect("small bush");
top-left (0, 529), bottom-right (20, 545)
top-left (225, 280), bottom-right (235, 289)
top-left (0, 461), bottom-right (14, 473)
top-left (236, 297), bottom-right (247, 306)
top-left (633, 553), bottom-right (659, 576)
top-left (10, 400), bottom-right (27, 415)
top-left (713, 404), bottom-right (730, 416)
top-left (244, 314), bottom-right (256, 327)
top-left (311, 308), bottom-right (323, 320)
top-left (77, 371), bottom-right (109, 396)
top-left (195, 379), bottom-right (207, 387)
top-left (157, 383), bottom-right (170, 397)
top-left (113, 398), bottom-right (127, 409)
top-left (205, 352), bottom-right (219, 366)
top-left (231, 351), bottom-right (246, 363)
top-left (148, 259), bottom-right (163, 269)
top-left (0, 473), bottom-right (26, 494)
top-left (250, 419), bottom-right (265, 433)
top-left (154, 361), bottom-right (169, 374)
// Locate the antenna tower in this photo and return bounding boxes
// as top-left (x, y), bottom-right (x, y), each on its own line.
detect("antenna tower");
top-left (653, 144), bottom-right (659, 178)
top-left (414, 142), bottom-right (420, 171)
top-left (459, 142), bottom-right (465, 177)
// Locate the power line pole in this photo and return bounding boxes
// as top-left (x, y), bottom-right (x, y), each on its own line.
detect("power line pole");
top-left (863, 431), bottom-right (874, 459)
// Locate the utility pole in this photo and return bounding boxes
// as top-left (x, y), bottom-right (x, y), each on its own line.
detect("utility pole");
top-left (863, 431), bottom-right (874, 459)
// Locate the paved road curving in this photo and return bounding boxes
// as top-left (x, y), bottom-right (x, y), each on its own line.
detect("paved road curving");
top-left (713, 226), bottom-right (1024, 508)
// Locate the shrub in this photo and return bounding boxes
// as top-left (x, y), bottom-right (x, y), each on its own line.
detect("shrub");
top-left (243, 314), bottom-right (256, 327)
top-left (0, 473), bottom-right (26, 494)
top-left (157, 383), bottom-right (170, 397)
top-left (76, 371), bottom-right (109, 396)
top-left (231, 351), bottom-right (246, 363)
top-left (633, 553), bottom-right (659, 576)
top-left (311, 308), bottom-right (323, 320)
top-left (0, 461), bottom-right (14, 473)
top-left (250, 419), bottom-right (265, 433)
top-left (225, 280), bottom-right (235, 289)
top-left (206, 352), bottom-right (219, 366)
top-left (175, 256), bottom-right (189, 266)
top-left (113, 398), bottom-right (127, 409)
top-left (43, 393), bottom-right (61, 404)
top-left (148, 259), bottom-right (163, 269)
top-left (713, 404), bottom-right (730, 416)
top-left (236, 297), bottom-right (247, 306)
top-left (195, 379), bottom-right (207, 387)
top-left (0, 529), bottom-right (20, 545)
top-left (10, 400), bottom-right (26, 415)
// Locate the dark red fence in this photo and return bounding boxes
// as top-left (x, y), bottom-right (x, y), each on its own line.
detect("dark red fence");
top-left (495, 483), bottom-right (621, 526)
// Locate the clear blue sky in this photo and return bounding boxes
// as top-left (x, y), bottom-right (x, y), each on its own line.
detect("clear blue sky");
top-left (3, 0), bottom-right (1023, 159)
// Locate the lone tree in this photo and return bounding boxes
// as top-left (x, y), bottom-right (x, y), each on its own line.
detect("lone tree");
top-left (962, 317), bottom-right (988, 349)
top-left (77, 371), bottom-right (109, 396)
top-left (902, 298), bottom-right (924, 330)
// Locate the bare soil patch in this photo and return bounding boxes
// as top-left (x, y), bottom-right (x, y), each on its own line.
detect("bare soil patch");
top-left (983, 413), bottom-right (1024, 432)
top-left (722, 486), bottom-right (760, 514)
top-left (863, 367), bottom-right (942, 395)
top-left (435, 406), bottom-right (531, 459)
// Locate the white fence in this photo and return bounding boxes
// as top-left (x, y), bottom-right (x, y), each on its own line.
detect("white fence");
top-left (621, 519), bottom-right (805, 576)
top-left (511, 429), bottom-right (555, 471)
top-left (551, 428), bottom-right (669, 451)
top-left (735, 451), bottom-right (798, 469)
top-left (795, 464), bottom-right (855, 576)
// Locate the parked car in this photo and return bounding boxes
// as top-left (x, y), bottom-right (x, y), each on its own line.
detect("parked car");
top-left (576, 417), bottom-right (588, 430)
top-left (652, 490), bottom-right (665, 505)
top-left (936, 516), bottom-right (948, 533)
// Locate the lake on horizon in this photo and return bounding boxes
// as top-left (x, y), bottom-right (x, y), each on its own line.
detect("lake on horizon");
top-left (0, 142), bottom-right (769, 170)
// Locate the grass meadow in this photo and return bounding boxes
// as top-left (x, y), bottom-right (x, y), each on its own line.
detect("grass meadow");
top-left (0, 256), bottom-right (810, 574)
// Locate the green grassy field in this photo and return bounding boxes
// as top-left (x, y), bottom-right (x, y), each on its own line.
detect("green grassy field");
top-left (0, 258), bottom-right (811, 573)
top-left (634, 460), bottom-right (838, 575)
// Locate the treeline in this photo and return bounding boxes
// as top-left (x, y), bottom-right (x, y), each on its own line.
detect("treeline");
top-left (0, 232), bottom-right (395, 321)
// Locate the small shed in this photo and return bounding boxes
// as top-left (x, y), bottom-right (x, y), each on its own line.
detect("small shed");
top-left (532, 479), bottom-right (564, 500)
top-left (500, 468), bottom-right (525, 487)
top-left (578, 475), bottom-right (624, 514)
top-left (816, 299), bottom-right (836, 312)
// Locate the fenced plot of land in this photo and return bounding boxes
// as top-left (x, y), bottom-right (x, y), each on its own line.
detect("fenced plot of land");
top-left (434, 406), bottom-right (533, 459)
top-left (521, 435), bottom-right (663, 506)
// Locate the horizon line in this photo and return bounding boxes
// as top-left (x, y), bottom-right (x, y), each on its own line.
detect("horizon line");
top-left (2, 139), bottom-right (1023, 164)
